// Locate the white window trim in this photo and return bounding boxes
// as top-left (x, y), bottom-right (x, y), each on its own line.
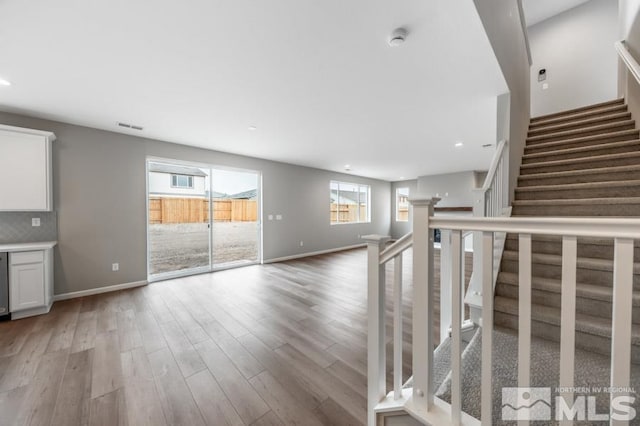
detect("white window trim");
top-left (330, 180), bottom-right (371, 225)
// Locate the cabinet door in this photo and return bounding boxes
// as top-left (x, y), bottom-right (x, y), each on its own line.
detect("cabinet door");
top-left (10, 263), bottom-right (45, 311)
top-left (0, 130), bottom-right (50, 210)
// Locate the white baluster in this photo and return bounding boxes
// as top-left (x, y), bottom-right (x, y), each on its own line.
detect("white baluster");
top-left (441, 229), bottom-right (452, 345)
top-left (611, 238), bottom-right (634, 426)
top-left (393, 253), bottom-right (403, 400)
top-left (559, 236), bottom-right (577, 425)
top-left (451, 230), bottom-right (463, 425)
top-left (518, 233), bottom-right (532, 426)
top-left (481, 231), bottom-right (494, 426)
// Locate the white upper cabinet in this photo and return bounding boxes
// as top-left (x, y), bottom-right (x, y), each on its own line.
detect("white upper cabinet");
top-left (0, 124), bottom-right (55, 211)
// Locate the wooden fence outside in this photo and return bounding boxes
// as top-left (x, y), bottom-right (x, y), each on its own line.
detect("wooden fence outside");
top-left (149, 197), bottom-right (257, 224)
top-left (331, 203), bottom-right (367, 223)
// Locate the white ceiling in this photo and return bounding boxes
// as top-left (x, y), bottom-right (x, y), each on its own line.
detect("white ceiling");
top-left (522, 0), bottom-right (592, 27)
top-left (0, 0), bottom-right (507, 181)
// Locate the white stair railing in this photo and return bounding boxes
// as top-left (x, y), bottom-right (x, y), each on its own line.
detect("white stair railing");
top-left (466, 139), bottom-right (510, 322)
top-left (366, 200), bottom-right (640, 425)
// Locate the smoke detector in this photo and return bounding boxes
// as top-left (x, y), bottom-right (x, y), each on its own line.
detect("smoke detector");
top-left (389, 28), bottom-right (408, 46)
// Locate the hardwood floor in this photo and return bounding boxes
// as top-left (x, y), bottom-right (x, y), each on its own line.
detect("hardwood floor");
top-left (0, 247), bottom-right (471, 426)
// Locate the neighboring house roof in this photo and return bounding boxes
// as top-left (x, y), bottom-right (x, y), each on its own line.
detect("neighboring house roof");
top-left (229, 189), bottom-right (257, 200)
top-left (210, 191), bottom-right (229, 199)
top-left (330, 190), bottom-right (361, 205)
top-left (149, 163), bottom-right (208, 177)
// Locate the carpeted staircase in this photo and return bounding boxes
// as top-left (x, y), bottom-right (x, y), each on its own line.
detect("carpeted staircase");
top-left (493, 98), bottom-right (640, 362)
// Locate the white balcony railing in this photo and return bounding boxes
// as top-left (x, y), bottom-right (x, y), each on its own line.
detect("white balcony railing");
top-left (365, 199), bottom-right (640, 425)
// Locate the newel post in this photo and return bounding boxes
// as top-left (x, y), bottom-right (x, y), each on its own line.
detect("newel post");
top-left (363, 234), bottom-right (390, 426)
top-left (409, 196), bottom-right (439, 409)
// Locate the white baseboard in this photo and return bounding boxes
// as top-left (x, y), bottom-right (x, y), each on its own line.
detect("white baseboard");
top-left (263, 243), bottom-right (366, 264)
top-left (53, 280), bottom-right (148, 301)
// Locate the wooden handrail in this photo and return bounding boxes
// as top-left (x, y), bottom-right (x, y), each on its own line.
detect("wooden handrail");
top-left (616, 40), bottom-right (640, 86)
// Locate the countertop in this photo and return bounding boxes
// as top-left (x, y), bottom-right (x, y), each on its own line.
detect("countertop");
top-left (0, 241), bottom-right (57, 252)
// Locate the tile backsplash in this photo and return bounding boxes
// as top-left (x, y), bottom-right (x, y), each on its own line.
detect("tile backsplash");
top-left (0, 212), bottom-right (57, 244)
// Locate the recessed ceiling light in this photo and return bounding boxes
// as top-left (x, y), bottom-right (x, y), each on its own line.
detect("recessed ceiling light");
top-left (0, 78), bottom-right (11, 86)
top-left (389, 28), bottom-right (408, 46)
top-left (248, 125), bottom-right (257, 131)
top-left (455, 142), bottom-right (464, 148)
top-left (344, 164), bottom-right (351, 171)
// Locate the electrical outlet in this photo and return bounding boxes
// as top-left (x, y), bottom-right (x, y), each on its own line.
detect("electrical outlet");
top-left (112, 263), bottom-right (119, 272)
top-left (300, 241), bottom-right (304, 247)
top-left (32, 218), bottom-right (40, 227)
top-left (268, 214), bottom-right (273, 220)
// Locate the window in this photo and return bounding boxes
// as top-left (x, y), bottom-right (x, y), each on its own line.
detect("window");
top-left (171, 174), bottom-right (193, 188)
top-left (396, 187), bottom-right (409, 222)
top-left (330, 181), bottom-right (370, 224)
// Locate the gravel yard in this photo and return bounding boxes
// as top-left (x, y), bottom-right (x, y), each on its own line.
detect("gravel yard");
top-left (149, 222), bottom-right (259, 275)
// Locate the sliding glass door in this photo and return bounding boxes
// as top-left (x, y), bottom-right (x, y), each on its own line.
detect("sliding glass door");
top-left (147, 159), bottom-right (261, 281)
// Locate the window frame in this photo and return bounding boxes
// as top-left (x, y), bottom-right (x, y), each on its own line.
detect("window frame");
top-left (395, 187), bottom-right (409, 222)
top-left (330, 180), bottom-right (371, 225)
top-left (171, 174), bottom-right (194, 189)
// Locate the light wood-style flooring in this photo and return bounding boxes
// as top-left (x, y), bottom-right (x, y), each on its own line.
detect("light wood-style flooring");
top-left (0, 247), bottom-right (471, 425)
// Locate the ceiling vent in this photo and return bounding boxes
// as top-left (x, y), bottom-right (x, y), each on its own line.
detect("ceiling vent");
top-left (117, 122), bottom-right (144, 131)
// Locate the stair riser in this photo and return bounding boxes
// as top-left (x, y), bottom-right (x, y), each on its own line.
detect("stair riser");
top-left (515, 185), bottom-right (640, 200)
top-left (520, 156), bottom-right (640, 175)
top-left (530, 100), bottom-right (626, 125)
top-left (503, 240), bottom-right (640, 261)
top-left (526, 123), bottom-right (636, 145)
top-left (495, 283), bottom-right (640, 324)
top-left (528, 114), bottom-right (632, 137)
top-left (522, 143), bottom-right (640, 164)
top-left (530, 106), bottom-right (629, 129)
top-left (500, 259), bottom-right (640, 288)
top-left (518, 168), bottom-right (640, 187)
top-left (494, 311), bottom-right (640, 363)
top-left (525, 132), bottom-right (640, 154)
top-left (512, 203), bottom-right (640, 216)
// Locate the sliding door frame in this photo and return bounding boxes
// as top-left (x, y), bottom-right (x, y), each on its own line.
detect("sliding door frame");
top-left (145, 156), bottom-right (263, 282)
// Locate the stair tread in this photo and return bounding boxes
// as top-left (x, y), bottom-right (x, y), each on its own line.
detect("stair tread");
top-left (523, 139), bottom-right (640, 159)
top-left (515, 179), bottom-right (640, 192)
top-left (502, 249), bottom-right (640, 273)
top-left (512, 196), bottom-right (640, 206)
top-left (524, 129), bottom-right (639, 152)
top-left (531, 98), bottom-right (625, 123)
top-left (494, 295), bottom-right (640, 343)
top-left (526, 120), bottom-right (635, 143)
top-left (518, 163), bottom-right (640, 181)
top-left (521, 150), bottom-right (640, 169)
top-left (530, 104), bottom-right (628, 128)
top-left (497, 271), bottom-right (640, 304)
top-left (528, 112), bottom-right (632, 136)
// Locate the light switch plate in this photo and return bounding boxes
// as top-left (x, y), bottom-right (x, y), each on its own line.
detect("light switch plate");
top-left (31, 218), bottom-right (41, 227)
top-left (276, 214), bottom-right (283, 221)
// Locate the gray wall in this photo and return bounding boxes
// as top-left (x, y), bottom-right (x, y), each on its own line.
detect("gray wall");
top-left (0, 111), bottom-right (390, 295)
top-left (389, 179), bottom-right (418, 239)
top-left (417, 171), bottom-right (481, 208)
top-left (0, 212), bottom-right (57, 243)
top-left (474, 0), bottom-right (531, 203)
top-left (529, 0), bottom-right (619, 117)
top-left (620, 0), bottom-right (640, 123)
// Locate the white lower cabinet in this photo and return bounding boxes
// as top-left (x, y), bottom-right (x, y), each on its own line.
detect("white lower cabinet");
top-left (9, 249), bottom-right (53, 318)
